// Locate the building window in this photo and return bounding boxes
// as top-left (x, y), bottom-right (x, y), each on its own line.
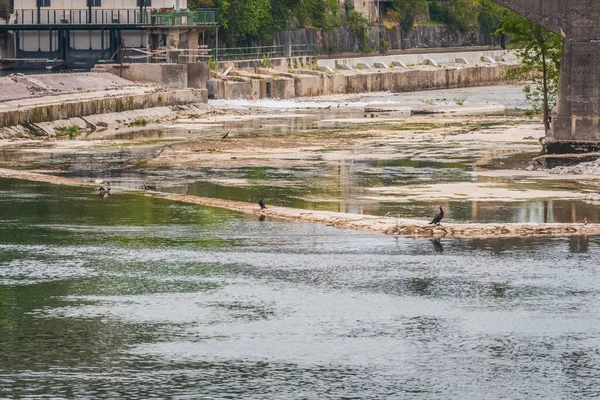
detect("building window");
top-left (137, 0), bottom-right (151, 6)
top-left (87, 0), bottom-right (101, 6)
top-left (37, 0), bottom-right (51, 7)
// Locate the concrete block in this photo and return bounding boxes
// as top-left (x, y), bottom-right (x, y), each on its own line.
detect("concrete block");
top-left (206, 79), bottom-right (219, 99)
top-left (423, 59), bottom-right (438, 67)
top-left (356, 62), bottom-right (372, 70)
top-left (336, 63), bottom-right (352, 70)
top-left (481, 56), bottom-right (496, 64)
top-left (186, 62), bottom-right (210, 89)
top-left (294, 74), bottom-right (324, 97)
top-left (374, 62), bottom-right (389, 69)
top-left (222, 78), bottom-right (253, 99)
top-left (495, 55), bottom-right (507, 62)
top-left (272, 77), bottom-right (295, 99)
top-left (391, 61), bottom-right (406, 68)
top-left (101, 63), bottom-right (187, 89)
top-left (455, 58), bottom-right (469, 64)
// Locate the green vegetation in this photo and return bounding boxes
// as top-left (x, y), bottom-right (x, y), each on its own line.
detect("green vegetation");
top-left (499, 14), bottom-right (563, 133)
top-left (129, 118), bottom-right (148, 127)
top-left (0, 0), bottom-right (10, 18)
top-left (207, 55), bottom-right (217, 71)
top-left (261, 52), bottom-right (271, 68)
top-left (344, 3), bottom-right (372, 53)
top-left (390, 0), bottom-right (428, 31)
top-left (56, 124), bottom-right (80, 139)
top-left (453, 94), bottom-right (469, 106)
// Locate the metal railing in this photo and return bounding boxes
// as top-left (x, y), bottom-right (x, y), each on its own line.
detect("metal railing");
top-left (150, 9), bottom-right (218, 26)
top-left (210, 45), bottom-right (285, 61)
top-left (114, 46), bottom-right (211, 63)
top-left (9, 8), bottom-right (219, 26)
top-left (291, 43), bottom-right (316, 56)
top-left (210, 44), bottom-right (317, 61)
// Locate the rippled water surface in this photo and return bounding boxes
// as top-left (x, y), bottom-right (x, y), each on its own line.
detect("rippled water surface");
top-left (1, 179), bottom-right (600, 399)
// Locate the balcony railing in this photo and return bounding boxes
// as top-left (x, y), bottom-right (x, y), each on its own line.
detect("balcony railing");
top-left (9, 8), bottom-right (219, 26)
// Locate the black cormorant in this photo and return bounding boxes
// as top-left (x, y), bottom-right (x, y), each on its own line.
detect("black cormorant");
top-left (98, 186), bottom-right (111, 197)
top-left (430, 206), bottom-right (444, 226)
top-left (258, 199), bottom-right (266, 209)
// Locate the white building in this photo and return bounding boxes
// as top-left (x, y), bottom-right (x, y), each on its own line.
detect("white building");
top-left (2, 0), bottom-right (216, 68)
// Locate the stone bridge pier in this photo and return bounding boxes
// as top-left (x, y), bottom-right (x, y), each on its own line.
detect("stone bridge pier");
top-left (492, 0), bottom-right (600, 153)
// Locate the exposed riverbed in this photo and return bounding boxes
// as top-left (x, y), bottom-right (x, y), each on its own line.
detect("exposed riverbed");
top-left (1, 85), bottom-right (600, 226)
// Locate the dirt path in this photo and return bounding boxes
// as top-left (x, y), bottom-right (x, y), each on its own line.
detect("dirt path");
top-left (1, 167), bottom-right (597, 239)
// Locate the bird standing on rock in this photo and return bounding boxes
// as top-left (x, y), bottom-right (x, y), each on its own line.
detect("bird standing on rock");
top-left (258, 199), bottom-right (266, 210)
top-left (429, 206), bottom-right (444, 226)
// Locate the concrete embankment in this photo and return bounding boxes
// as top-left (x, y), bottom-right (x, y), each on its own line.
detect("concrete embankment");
top-left (0, 167), bottom-right (597, 239)
top-left (0, 72), bottom-right (208, 133)
top-left (208, 62), bottom-right (517, 100)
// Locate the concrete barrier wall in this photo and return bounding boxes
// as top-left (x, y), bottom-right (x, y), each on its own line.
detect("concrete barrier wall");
top-left (216, 56), bottom-right (316, 73)
top-left (209, 63), bottom-right (517, 100)
top-left (0, 89), bottom-right (207, 127)
top-left (92, 62), bottom-right (210, 90)
top-left (93, 64), bottom-right (186, 88)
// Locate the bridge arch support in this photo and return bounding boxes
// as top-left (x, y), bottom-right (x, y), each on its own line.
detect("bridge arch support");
top-left (492, 0), bottom-right (600, 153)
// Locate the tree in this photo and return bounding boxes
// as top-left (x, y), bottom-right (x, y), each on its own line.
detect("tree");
top-left (477, 0), bottom-right (510, 44)
top-left (215, 0), bottom-right (273, 45)
top-left (188, 0), bottom-right (214, 9)
top-left (500, 14), bottom-right (563, 133)
top-left (446, 0), bottom-right (479, 31)
top-left (393, 0), bottom-right (428, 31)
top-left (344, 2), bottom-right (372, 53)
top-left (0, 0), bottom-right (11, 19)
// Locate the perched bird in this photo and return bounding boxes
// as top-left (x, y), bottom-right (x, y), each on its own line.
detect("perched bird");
top-left (258, 199), bottom-right (266, 210)
top-left (222, 131), bottom-right (230, 139)
top-left (584, 217), bottom-right (588, 225)
top-left (143, 181), bottom-right (157, 191)
top-left (429, 206), bottom-right (444, 226)
top-left (98, 186), bottom-right (111, 197)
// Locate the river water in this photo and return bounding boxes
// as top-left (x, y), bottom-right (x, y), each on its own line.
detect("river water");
top-left (1, 178), bottom-right (600, 398)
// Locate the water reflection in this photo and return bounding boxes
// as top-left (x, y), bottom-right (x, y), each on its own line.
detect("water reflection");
top-left (431, 238), bottom-right (444, 253)
top-left (0, 102), bottom-right (596, 224)
top-left (2, 179), bottom-right (600, 398)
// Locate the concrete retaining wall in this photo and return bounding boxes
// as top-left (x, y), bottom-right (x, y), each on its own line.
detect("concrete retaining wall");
top-left (92, 62), bottom-right (210, 89)
top-left (0, 89), bottom-right (207, 127)
top-left (208, 63), bottom-right (517, 100)
top-left (221, 25), bottom-right (492, 55)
